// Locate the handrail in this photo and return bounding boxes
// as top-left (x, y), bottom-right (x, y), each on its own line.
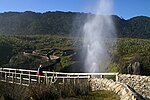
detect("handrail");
top-left (0, 67), bottom-right (119, 86)
top-left (1, 67), bottom-right (119, 75)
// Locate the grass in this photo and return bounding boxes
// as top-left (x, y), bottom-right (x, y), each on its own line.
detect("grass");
top-left (0, 81), bottom-right (120, 100)
top-left (60, 90), bottom-right (120, 100)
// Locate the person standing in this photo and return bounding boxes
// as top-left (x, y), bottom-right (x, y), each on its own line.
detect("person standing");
top-left (36, 64), bottom-right (43, 76)
top-left (36, 64), bottom-right (43, 83)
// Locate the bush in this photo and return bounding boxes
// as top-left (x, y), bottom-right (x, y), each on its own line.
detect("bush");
top-left (0, 80), bottom-right (119, 100)
top-left (28, 81), bottom-right (91, 100)
top-left (28, 84), bottom-right (60, 100)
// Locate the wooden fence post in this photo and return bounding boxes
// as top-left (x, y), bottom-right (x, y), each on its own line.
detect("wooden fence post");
top-left (67, 75), bottom-right (70, 83)
top-left (15, 70), bottom-right (16, 82)
top-left (0, 68), bottom-right (2, 79)
top-left (116, 74), bottom-right (118, 82)
top-left (100, 75), bottom-right (103, 78)
top-left (12, 73), bottom-right (14, 83)
top-left (62, 78), bottom-right (64, 84)
top-left (38, 76), bottom-right (40, 83)
top-left (9, 70), bottom-right (10, 80)
top-left (29, 71), bottom-right (31, 84)
top-left (20, 73), bottom-right (22, 84)
top-left (77, 75), bottom-right (79, 83)
top-left (73, 78), bottom-right (75, 85)
top-left (45, 72), bottom-right (47, 84)
top-left (5, 72), bottom-right (7, 82)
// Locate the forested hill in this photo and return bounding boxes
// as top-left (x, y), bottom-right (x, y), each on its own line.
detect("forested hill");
top-left (0, 11), bottom-right (150, 38)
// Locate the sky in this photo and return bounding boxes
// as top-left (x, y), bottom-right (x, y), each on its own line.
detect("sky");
top-left (0, 0), bottom-right (150, 19)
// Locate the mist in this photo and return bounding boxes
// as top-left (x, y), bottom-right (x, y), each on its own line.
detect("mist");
top-left (82, 0), bottom-right (116, 73)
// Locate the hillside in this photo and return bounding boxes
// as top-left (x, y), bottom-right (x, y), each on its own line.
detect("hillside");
top-left (0, 11), bottom-right (150, 38)
top-left (0, 35), bottom-right (82, 71)
top-left (0, 35), bottom-right (150, 75)
top-left (0, 11), bottom-right (150, 75)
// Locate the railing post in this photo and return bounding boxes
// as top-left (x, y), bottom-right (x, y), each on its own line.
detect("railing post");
top-left (15, 70), bottom-right (16, 82)
top-left (100, 75), bottom-right (102, 78)
top-left (9, 70), bottom-right (10, 80)
top-left (77, 74), bottom-right (79, 83)
top-left (67, 75), bottom-right (70, 83)
top-left (73, 78), bottom-right (75, 85)
top-left (45, 72), bottom-right (47, 84)
top-left (116, 73), bottom-right (119, 82)
top-left (5, 72), bottom-right (7, 82)
top-left (88, 75), bottom-right (90, 79)
top-left (62, 78), bottom-right (64, 84)
top-left (56, 73), bottom-right (57, 78)
top-left (50, 77), bottom-right (52, 84)
top-left (20, 73), bottom-right (22, 85)
top-left (12, 73), bottom-right (14, 83)
top-left (38, 76), bottom-right (40, 83)
top-left (0, 68), bottom-right (2, 79)
top-left (29, 71), bottom-right (31, 84)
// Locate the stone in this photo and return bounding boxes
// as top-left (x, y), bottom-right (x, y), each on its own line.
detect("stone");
top-left (114, 84), bottom-right (122, 93)
top-left (119, 74), bottom-right (150, 99)
top-left (90, 77), bottom-right (143, 100)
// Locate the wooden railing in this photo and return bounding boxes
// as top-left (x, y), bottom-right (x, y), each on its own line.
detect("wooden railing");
top-left (0, 67), bottom-right (119, 86)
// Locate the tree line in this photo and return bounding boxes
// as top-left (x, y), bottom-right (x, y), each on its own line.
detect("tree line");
top-left (0, 11), bottom-right (150, 38)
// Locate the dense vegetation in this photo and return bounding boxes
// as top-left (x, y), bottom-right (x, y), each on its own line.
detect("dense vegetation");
top-left (0, 35), bottom-right (81, 71)
top-left (0, 35), bottom-right (150, 75)
top-left (0, 11), bottom-right (150, 38)
top-left (114, 38), bottom-right (150, 75)
top-left (0, 81), bottom-right (119, 100)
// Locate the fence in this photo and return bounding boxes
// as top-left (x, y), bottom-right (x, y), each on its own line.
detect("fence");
top-left (0, 67), bottom-right (119, 86)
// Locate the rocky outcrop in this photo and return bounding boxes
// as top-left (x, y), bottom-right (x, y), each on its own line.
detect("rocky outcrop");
top-left (118, 74), bottom-right (150, 99)
top-left (90, 78), bottom-right (144, 100)
top-left (127, 62), bottom-right (142, 75)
